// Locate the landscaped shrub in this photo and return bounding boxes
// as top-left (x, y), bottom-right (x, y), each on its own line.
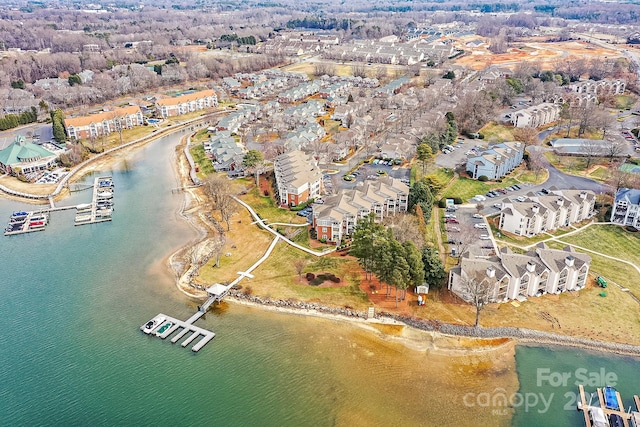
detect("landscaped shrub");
top-left (438, 199), bottom-right (447, 208)
top-left (305, 273), bottom-right (315, 281)
top-left (478, 175), bottom-right (489, 182)
top-left (453, 197), bottom-right (463, 204)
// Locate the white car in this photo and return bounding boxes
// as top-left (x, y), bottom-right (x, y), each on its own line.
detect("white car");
top-left (474, 223), bottom-right (487, 229)
top-left (473, 195), bottom-right (486, 202)
top-left (480, 234), bottom-right (491, 240)
top-left (472, 214), bottom-right (482, 219)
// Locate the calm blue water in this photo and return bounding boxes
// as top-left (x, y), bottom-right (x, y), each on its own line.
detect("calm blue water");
top-left (0, 132), bottom-right (638, 426)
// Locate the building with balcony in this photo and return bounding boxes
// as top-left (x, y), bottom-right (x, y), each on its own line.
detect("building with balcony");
top-left (611, 188), bottom-right (640, 228)
top-left (466, 141), bottom-right (525, 180)
top-left (65, 105), bottom-right (144, 140)
top-left (155, 89), bottom-right (217, 118)
top-left (273, 150), bottom-right (323, 207)
top-left (448, 244), bottom-right (591, 303)
top-left (311, 177), bottom-right (409, 243)
top-left (499, 189), bottom-right (595, 237)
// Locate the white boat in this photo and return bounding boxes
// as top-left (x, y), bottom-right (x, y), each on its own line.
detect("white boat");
top-left (97, 191), bottom-right (113, 198)
top-left (155, 321), bottom-right (174, 337)
top-left (141, 316), bottom-right (166, 334)
top-left (75, 214), bottom-right (92, 223)
top-left (76, 203), bottom-right (92, 210)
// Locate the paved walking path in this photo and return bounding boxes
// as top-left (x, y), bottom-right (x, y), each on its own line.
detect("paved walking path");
top-left (232, 196), bottom-right (335, 257)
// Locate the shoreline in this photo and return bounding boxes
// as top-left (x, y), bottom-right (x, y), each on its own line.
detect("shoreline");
top-left (160, 125), bottom-right (640, 359)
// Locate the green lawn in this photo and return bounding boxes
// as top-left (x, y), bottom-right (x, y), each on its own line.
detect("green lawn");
top-left (441, 176), bottom-right (518, 202)
top-left (240, 188), bottom-right (307, 225)
top-left (479, 122), bottom-right (514, 142)
top-left (544, 224), bottom-right (640, 298)
top-left (190, 145), bottom-right (215, 176)
top-left (554, 224), bottom-right (640, 269)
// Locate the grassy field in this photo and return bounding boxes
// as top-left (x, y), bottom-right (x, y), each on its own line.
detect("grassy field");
top-left (190, 145), bottom-right (215, 177)
top-left (553, 224), bottom-right (640, 273)
top-left (479, 122), bottom-right (514, 142)
top-left (239, 243), bottom-right (370, 308)
top-left (441, 176), bottom-right (519, 202)
top-left (240, 187), bottom-right (307, 225)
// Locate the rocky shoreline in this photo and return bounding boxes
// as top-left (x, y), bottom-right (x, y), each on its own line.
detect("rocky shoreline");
top-left (227, 290), bottom-right (640, 357)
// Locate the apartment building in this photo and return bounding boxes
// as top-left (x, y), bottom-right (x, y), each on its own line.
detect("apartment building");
top-left (311, 177), bottom-right (409, 243)
top-left (499, 189), bottom-right (596, 236)
top-left (65, 105), bottom-right (144, 140)
top-left (448, 244), bottom-right (591, 303)
top-left (155, 89), bottom-right (217, 118)
top-left (273, 150), bottom-right (323, 207)
top-left (610, 188), bottom-right (640, 228)
top-left (466, 141), bottom-right (525, 180)
top-left (511, 103), bottom-right (561, 128)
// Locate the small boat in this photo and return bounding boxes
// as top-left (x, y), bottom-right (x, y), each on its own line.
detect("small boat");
top-left (603, 386), bottom-right (619, 410)
top-left (29, 221), bottom-right (44, 228)
top-left (76, 203), bottom-right (92, 210)
top-left (75, 214), bottom-right (92, 223)
top-left (155, 321), bottom-right (173, 337)
top-left (97, 191), bottom-right (113, 198)
top-left (11, 211), bottom-right (28, 217)
top-left (141, 315), bottom-right (166, 334)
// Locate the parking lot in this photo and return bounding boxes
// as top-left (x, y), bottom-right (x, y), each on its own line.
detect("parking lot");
top-left (326, 160), bottom-right (411, 194)
top-left (444, 204), bottom-right (496, 258)
top-left (435, 138), bottom-right (487, 170)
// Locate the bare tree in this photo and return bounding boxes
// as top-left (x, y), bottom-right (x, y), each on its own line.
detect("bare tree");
top-left (459, 272), bottom-right (494, 327)
top-left (293, 258), bottom-right (308, 281)
top-left (203, 174), bottom-right (238, 231)
top-left (382, 213), bottom-right (425, 249)
top-left (351, 64), bottom-right (367, 78)
top-left (528, 149), bottom-right (545, 183)
top-left (513, 126), bottom-right (539, 150)
top-left (581, 140), bottom-right (604, 169)
top-left (606, 161), bottom-right (640, 193)
top-left (605, 140), bottom-right (626, 163)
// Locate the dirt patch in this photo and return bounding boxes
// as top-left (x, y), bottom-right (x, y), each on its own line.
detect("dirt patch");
top-left (455, 40), bottom-right (622, 71)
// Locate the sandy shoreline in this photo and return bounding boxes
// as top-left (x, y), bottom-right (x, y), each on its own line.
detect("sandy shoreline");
top-left (4, 122), bottom-right (637, 360)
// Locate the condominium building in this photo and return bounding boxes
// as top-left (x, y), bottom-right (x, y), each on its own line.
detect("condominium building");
top-left (610, 188), bottom-right (640, 228)
top-left (155, 89), bottom-right (217, 118)
top-left (499, 189), bottom-right (595, 236)
top-left (273, 150), bottom-right (323, 207)
top-left (466, 141), bottom-right (525, 180)
top-left (448, 244), bottom-right (591, 303)
top-left (311, 177), bottom-right (409, 243)
top-left (511, 103), bottom-right (561, 128)
top-left (65, 105), bottom-right (144, 140)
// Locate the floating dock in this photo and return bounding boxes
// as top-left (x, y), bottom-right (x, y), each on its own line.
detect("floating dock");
top-left (5, 176), bottom-right (114, 236)
top-left (577, 385), bottom-right (640, 427)
top-left (74, 176), bottom-right (113, 226)
top-left (140, 312), bottom-right (215, 353)
top-left (4, 210), bottom-right (50, 236)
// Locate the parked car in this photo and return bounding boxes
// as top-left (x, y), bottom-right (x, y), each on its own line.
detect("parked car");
top-left (444, 214), bottom-right (456, 219)
top-left (445, 218), bottom-right (460, 224)
top-left (493, 203), bottom-right (502, 209)
top-left (472, 214), bottom-right (482, 219)
top-left (474, 223), bottom-right (488, 229)
top-left (480, 234), bottom-right (491, 240)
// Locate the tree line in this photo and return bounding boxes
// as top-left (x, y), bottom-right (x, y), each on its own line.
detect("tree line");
top-left (0, 106), bottom-right (38, 131)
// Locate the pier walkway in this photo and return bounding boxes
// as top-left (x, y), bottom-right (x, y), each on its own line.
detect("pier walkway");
top-left (577, 385), bottom-right (640, 427)
top-left (140, 313), bottom-right (215, 353)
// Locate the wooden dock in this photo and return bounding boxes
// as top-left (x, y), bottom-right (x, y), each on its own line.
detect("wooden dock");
top-left (577, 385), bottom-right (640, 427)
top-left (140, 313), bottom-right (215, 353)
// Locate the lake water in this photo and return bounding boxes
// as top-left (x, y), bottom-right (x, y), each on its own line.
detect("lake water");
top-left (0, 133), bottom-right (638, 426)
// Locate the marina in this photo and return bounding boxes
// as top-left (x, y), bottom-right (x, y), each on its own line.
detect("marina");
top-left (140, 312), bottom-right (215, 353)
top-left (577, 384), bottom-right (640, 427)
top-left (4, 176), bottom-right (114, 235)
